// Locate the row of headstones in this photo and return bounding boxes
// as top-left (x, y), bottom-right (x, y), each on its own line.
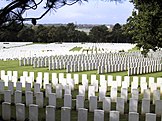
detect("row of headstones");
top-left (1, 80), bottom-right (162, 108)
top-left (1, 102), bottom-right (161, 121)
top-left (128, 64), bottom-right (162, 76)
top-left (1, 69), bottom-right (162, 94)
top-left (19, 52), bottom-right (160, 70)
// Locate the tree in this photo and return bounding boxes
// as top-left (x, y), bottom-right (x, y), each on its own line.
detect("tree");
top-left (89, 25), bottom-right (109, 43)
top-left (34, 25), bottom-right (49, 43)
top-left (0, 0), bottom-right (123, 28)
top-left (17, 26), bottom-right (35, 42)
top-left (124, 0), bottom-right (162, 56)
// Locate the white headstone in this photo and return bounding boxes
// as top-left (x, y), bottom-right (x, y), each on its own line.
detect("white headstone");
top-left (4, 90), bottom-right (11, 103)
top-left (25, 82), bottom-right (31, 92)
top-left (78, 108), bottom-right (88, 121)
top-left (111, 87), bottom-right (117, 102)
top-left (103, 97), bottom-right (111, 112)
top-left (8, 81), bottom-right (14, 95)
top-left (56, 84), bottom-right (62, 98)
top-left (109, 111), bottom-right (119, 121)
top-left (89, 96), bottom-right (97, 112)
top-left (64, 94), bottom-right (72, 108)
top-left (16, 82), bottom-right (22, 91)
top-left (61, 107), bottom-right (71, 121)
top-left (36, 92), bottom-right (44, 108)
top-left (88, 86), bottom-right (95, 100)
top-left (129, 112), bottom-right (139, 121)
top-left (129, 98), bottom-right (138, 112)
top-left (0, 81), bottom-right (4, 94)
top-left (74, 74), bottom-right (79, 84)
top-left (46, 105), bottom-right (55, 121)
top-left (145, 113), bottom-right (156, 121)
top-left (26, 91), bottom-right (33, 106)
top-left (76, 95), bottom-right (84, 110)
top-left (143, 89), bottom-right (150, 100)
top-left (116, 97), bottom-right (124, 114)
top-left (155, 100), bottom-right (162, 116)
top-left (15, 90), bottom-right (22, 104)
top-left (141, 99), bottom-right (150, 114)
top-left (45, 84), bottom-right (52, 97)
top-left (2, 102), bottom-right (11, 121)
top-left (153, 90), bottom-right (160, 104)
top-left (79, 85), bottom-right (85, 97)
top-left (29, 104), bottom-right (38, 121)
top-left (49, 93), bottom-right (56, 106)
top-left (16, 103), bottom-right (25, 121)
top-left (34, 83), bottom-right (40, 96)
top-left (94, 109), bottom-right (104, 121)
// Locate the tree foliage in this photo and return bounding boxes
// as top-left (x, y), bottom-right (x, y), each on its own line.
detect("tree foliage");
top-left (124, 0), bottom-right (162, 56)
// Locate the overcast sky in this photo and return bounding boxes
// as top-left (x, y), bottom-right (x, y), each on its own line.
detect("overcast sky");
top-left (1, 0), bottom-right (134, 25)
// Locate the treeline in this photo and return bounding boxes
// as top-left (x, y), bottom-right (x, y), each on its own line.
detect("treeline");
top-left (0, 23), bottom-right (133, 43)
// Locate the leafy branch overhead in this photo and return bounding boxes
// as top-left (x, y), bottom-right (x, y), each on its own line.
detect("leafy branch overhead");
top-left (0, 0), bottom-right (123, 28)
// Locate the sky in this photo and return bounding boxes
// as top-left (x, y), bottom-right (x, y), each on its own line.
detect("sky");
top-left (1, 0), bottom-right (134, 25)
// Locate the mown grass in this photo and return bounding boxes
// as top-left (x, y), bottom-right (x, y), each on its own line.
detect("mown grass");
top-left (69, 46), bottom-right (82, 52)
top-left (0, 60), bottom-right (162, 120)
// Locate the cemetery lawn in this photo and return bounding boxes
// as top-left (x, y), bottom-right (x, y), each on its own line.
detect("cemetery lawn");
top-left (69, 46), bottom-right (82, 51)
top-left (0, 60), bottom-right (162, 120)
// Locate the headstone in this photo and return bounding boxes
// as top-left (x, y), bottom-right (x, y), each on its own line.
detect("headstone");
top-left (49, 93), bottom-right (56, 106)
top-left (4, 90), bottom-right (11, 103)
top-left (76, 95), bottom-right (84, 110)
top-left (155, 100), bottom-right (162, 116)
top-left (121, 88), bottom-right (128, 102)
top-left (78, 108), bottom-right (88, 121)
top-left (111, 87), bottom-right (117, 102)
top-left (36, 92), bottom-right (44, 108)
top-left (116, 76), bottom-right (122, 87)
top-left (15, 90), bottom-right (22, 104)
top-left (20, 76), bottom-right (26, 88)
top-left (109, 111), bottom-right (119, 121)
top-left (25, 82), bottom-right (31, 92)
top-left (89, 96), bottom-right (97, 112)
top-left (99, 86), bottom-right (106, 101)
top-left (145, 113), bottom-right (156, 121)
top-left (143, 89), bottom-right (150, 100)
top-left (2, 102), bottom-right (11, 121)
top-left (0, 81), bottom-right (4, 94)
top-left (64, 85), bottom-right (71, 95)
top-left (79, 85), bottom-right (85, 98)
top-left (16, 103), bottom-right (25, 121)
top-left (153, 90), bottom-right (160, 104)
top-left (141, 99), bottom-right (150, 114)
top-left (56, 84), bottom-right (62, 98)
top-left (64, 94), bottom-right (72, 108)
top-left (34, 83), bottom-right (40, 96)
top-left (61, 107), bottom-right (71, 121)
top-left (116, 97), bottom-right (124, 114)
top-left (94, 109), bottom-right (104, 121)
top-left (46, 105), bottom-right (55, 121)
top-left (103, 97), bottom-right (111, 112)
top-left (29, 104), bottom-right (38, 121)
top-left (129, 112), bottom-right (139, 121)
top-left (129, 98), bottom-right (138, 112)
top-left (74, 74), bottom-right (79, 84)
top-left (26, 91), bottom-right (33, 106)
top-left (88, 86), bottom-right (95, 100)
top-left (131, 89), bottom-right (139, 100)
top-left (45, 84), bottom-right (52, 97)
top-left (16, 82), bottom-right (22, 91)
top-left (8, 81), bottom-right (14, 95)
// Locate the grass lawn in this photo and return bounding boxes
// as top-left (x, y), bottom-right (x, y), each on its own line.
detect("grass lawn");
top-left (69, 46), bottom-right (83, 51)
top-left (0, 60), bottom-right (162, 120)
